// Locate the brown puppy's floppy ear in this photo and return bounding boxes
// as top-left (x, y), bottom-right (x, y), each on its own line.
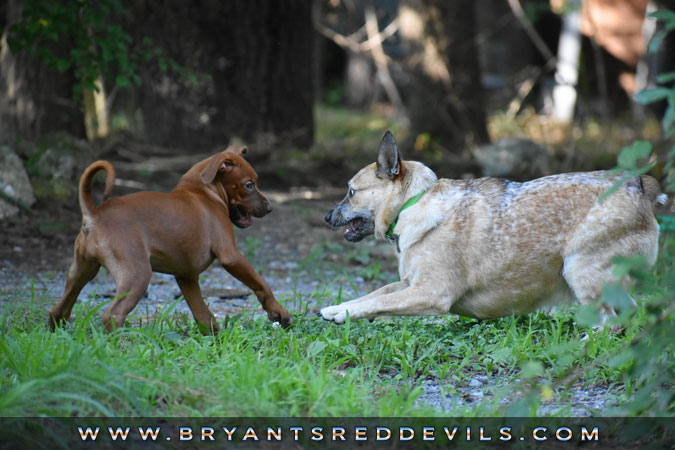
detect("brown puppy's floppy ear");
top-left (200, 153), bottom-right (235, 184)
top-left (225, 145), bottom-right (248, 157)
top-left (376, 130), bottom-right (401, 179)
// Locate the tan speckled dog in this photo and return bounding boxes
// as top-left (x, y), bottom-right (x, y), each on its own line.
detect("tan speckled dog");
top-left (321, 131), bottom-right (665, 325)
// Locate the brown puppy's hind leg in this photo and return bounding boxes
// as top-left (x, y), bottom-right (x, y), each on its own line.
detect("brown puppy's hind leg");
top-left (48, 255), bottom-right (100, 330)
top-left (175, 275), bottom-right (219, 335)
top-left (102, 263), bottom-right (152, 332)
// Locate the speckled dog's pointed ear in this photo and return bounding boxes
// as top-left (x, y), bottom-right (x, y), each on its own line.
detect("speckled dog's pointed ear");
top-left (376, 130), bottom-right (401, 179)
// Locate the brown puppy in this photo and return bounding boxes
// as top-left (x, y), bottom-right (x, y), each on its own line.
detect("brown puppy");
top-left (48, 146), bottom-right (292, 334)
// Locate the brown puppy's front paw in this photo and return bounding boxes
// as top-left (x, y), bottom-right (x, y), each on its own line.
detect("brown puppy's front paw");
top-left (267, 310), bottom-right (294, 328)
top-left (47, 315), bottom-right (65, 332)
top-left (279, 314), bottom-right (294, 329)
top-left (196, 321), bottom-right (220, 335)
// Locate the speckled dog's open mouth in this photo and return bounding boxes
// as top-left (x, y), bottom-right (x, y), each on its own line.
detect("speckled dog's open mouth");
top-left (343, 216), bottom-right (372, 242)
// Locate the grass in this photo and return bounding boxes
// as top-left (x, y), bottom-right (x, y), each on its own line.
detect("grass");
top-left (487, 108), bottom-right (665, 171)
top-left (315, 104), bottom-right (409, 153)
top-left (1, 235), bottom-right (672, 418)
top-left (0, 304), bottom-right (637, 417)
top-left (314, 104), bottom-right (665, 178)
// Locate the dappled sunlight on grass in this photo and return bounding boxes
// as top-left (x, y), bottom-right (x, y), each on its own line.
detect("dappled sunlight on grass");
top-left (315, 105), bottom-right (409, 156)
top-left (488, 108), bottom-right (664, 172)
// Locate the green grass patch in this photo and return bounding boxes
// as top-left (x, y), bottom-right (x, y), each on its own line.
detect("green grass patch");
top-left (1, 237), bottom-right (672, 417)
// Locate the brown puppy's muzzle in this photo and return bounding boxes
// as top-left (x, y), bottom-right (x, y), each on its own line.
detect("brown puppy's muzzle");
top-left (231, 193), bottom-right (272, 228)
top-left (252, 193), bottom-right (272, 218)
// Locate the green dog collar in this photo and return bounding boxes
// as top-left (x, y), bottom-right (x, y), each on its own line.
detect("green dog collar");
top-left (386, 190), bottom-right (426, 240)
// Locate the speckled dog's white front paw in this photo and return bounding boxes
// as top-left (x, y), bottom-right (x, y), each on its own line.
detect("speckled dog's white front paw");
top-left (319, 305), bottom-right (349, 324)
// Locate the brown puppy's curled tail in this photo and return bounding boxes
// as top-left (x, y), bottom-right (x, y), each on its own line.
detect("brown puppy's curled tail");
top-left (79, 160), bottom-right (115, 218)
top-left (639, 175), bottom-right (668, 208)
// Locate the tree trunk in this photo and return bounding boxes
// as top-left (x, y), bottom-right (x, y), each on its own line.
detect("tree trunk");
top-left (0, 0), bottom-right (83, 145)
top-left (83, 76), bottom-right (109, 141)
top-left (398, 0), bottom-right (490, 150)
top-left (132, 0), bottom-right (315, 151)
top-left (552, 0), bottom-right (582, 122)
top-left (345, 51), bottom-right (375, 108)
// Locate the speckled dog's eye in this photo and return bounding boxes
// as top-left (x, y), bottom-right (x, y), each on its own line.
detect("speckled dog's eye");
top-left (348, 188), bottom-right (355, 198)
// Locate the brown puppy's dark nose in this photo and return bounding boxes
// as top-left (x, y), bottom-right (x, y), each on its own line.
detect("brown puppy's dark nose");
top-left (264, 200), bottom-right (272, 214)
top-left (325, 209), bottom-right (333, 224)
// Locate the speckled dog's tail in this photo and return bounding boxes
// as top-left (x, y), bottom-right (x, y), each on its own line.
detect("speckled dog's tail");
top-left (79, 160), bottom-right (115, 218)
top-left (640, 175), bottom-right (668, 207)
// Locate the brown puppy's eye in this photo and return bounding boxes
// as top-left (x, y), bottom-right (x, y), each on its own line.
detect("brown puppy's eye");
top-left (244, 181), bottom-right (254, 191)
top-left (348, 188), bottom-right (355, 198)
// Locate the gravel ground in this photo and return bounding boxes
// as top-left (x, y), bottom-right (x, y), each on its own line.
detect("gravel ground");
top-left (0, 193), bottom-right (393, 317)
top-left (415, 377), bottom-right (620, 416)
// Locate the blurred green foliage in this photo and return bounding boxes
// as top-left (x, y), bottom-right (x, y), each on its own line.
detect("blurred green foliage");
top-left (635, 10), bottom-right (675, 192)
top-left (600, 10), bottom-right (675, 416)
top-left (5, 0), bottom-right (199, 98)
top-left (551, 10), bottom-right (675, 417)
top-left (509, 10), bottom-right (675, 417)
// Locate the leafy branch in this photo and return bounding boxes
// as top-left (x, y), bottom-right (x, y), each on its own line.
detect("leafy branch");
top-left (5, 0), bottom-right (203, 98)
